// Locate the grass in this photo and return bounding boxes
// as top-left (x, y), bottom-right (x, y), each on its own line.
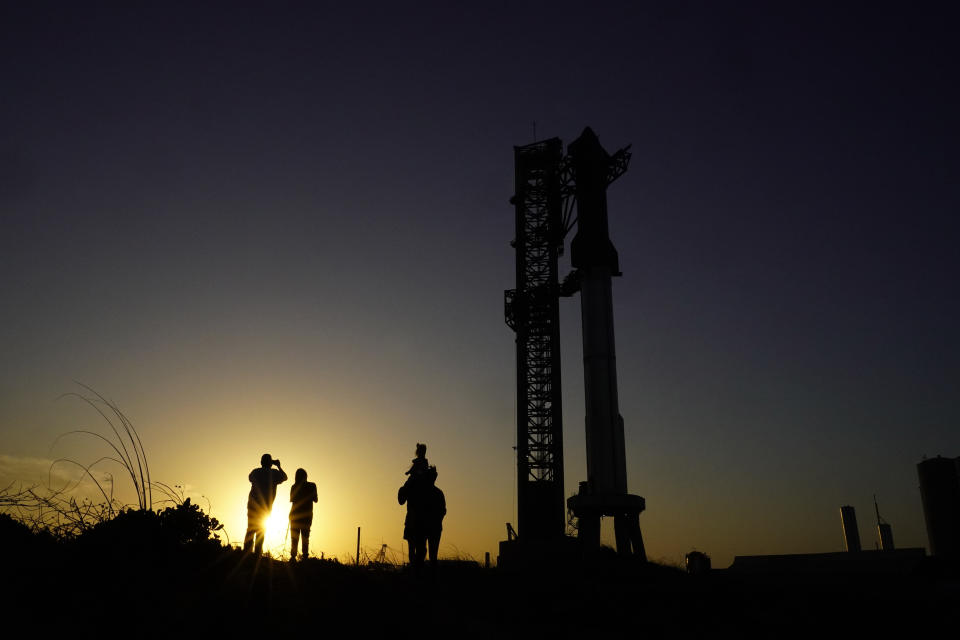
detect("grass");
top-left (2, 385), bottom-right (229, 542)
top-left (52, 382), bottom-right (153, 512)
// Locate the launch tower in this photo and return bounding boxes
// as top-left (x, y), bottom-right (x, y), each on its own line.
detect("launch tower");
top-left (504, 138), bottom-right (567, 541)
top-left (505, 128), bottom-right (645, 558)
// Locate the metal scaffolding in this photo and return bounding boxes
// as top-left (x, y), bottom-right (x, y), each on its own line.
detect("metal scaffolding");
top-left (504, 138), bottom-right (567, 541)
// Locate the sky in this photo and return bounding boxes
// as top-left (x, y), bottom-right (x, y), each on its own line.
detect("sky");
top-left (1, 1), bottom-right (957, 567)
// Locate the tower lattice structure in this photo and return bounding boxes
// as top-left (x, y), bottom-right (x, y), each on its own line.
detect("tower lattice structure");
top-left (504, 138), bottom-right (567, 540)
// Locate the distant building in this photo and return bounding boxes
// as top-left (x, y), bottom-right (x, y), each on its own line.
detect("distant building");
top-left (840, 505), bottom-right (861, 552)
top-left (729, 549), bottom-right (925, 574)
top-left (874, 495), bottom-right (895, 551)
top-left (917, 456), bottom-right (960, 558)
top-left (877, 521), bottom-right (895, 551)
top-left (685, 550), bottom-right (711, 575)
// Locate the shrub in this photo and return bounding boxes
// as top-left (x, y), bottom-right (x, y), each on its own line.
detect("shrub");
top-left (75, 498), bottom-right (223, 557)
top-left (0, 511), bottom-right (38, 548)
top-left (157, 497), bottom-right (224, 545)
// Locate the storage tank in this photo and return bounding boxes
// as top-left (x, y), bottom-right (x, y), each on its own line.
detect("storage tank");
top-left (840, 505), bottom-right (861, 552)
top-left (917, 456), bottom-right (960, 558)
top-left (874, 495), bottom-right (895, 551)
top-left (877, 522), bottom-right (895, 551)
top-left (685, 550), bottom-right (711, 575)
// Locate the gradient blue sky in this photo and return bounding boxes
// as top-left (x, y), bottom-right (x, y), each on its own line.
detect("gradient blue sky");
top-left (2, 1), bottom-right (957, 565)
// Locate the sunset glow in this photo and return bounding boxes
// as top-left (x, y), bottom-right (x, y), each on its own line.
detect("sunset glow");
top-left (264, 498), bottom-right (292, 556)
top-left (2, 2), bottom-right (957, 570)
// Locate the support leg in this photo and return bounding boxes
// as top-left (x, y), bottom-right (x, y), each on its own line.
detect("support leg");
top-left (629, 512), bottom-right (646, 561)
top-left (614, 513), bottom-right (632, 555)
top-left (578, 513), bottom-right (601, 551)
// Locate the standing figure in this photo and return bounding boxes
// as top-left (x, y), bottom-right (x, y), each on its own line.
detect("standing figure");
top-left (398, 465), bottom-right (445, 576)
top-left (422, 466), bottom-right (446, 573)
top-left (398, 472), bottom-right (425, 570)
top-left (243, 453), bottom-right (287, 554)
top-left (289, 468), bottom-right (318, 560)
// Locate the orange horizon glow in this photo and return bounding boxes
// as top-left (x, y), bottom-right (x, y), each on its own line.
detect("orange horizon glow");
top-left (0, 386), bottom-right (936, 569)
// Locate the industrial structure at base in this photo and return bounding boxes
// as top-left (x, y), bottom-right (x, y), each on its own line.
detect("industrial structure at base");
top-left (730, 463), bottom-right (958, 574)
top-left (502, 127), bottom-right (645, 562)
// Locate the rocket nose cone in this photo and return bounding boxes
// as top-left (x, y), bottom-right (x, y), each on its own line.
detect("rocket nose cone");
top-left (569, 127), bottom-right (607, 160)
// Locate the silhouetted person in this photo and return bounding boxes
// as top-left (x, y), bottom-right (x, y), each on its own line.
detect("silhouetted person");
top-left (405, 442), bottom-right (429, 477)
top-left (289, 467), bottom-right (317, 560)
top-left (398, 473), bottom-right (425, 570)
top-left (243, 453), bottom-right (287, 554)
top-left (398, 465), bottom-right (445, 576)
top-left (422, 466), bottom-right (446, 572)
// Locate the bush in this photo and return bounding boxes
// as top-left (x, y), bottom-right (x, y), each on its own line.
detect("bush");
top-left (157, 498), bottom-right (223, 545)
top-left (78, 498), bottom-right (223, 554)
top-left (0, 511), bottom-right (40, 548)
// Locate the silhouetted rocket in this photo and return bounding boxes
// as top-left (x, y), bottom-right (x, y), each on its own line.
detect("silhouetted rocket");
top-left (569, 127), bottom-right (628, 496)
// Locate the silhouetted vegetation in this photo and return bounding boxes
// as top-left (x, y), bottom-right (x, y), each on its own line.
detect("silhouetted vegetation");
top-left (2, 388), bottom-right (955, 634)
top-left (75, 498), bottom-right (223, 551)
top-left (53, 383), bottom-right (155, 511)
top-left (3, 503), bottom-right (956, 637)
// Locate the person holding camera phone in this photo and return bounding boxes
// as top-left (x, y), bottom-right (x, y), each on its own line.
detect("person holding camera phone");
top-left (243, 453), bottom-right (288, 554)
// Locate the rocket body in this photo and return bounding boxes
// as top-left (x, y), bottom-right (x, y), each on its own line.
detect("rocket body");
top-left (569, 128), bottom-right (629, 497)
top-left (579, 265), bottom-right (628, 494)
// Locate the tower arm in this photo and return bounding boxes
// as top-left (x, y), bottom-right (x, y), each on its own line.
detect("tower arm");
top-left (606, 145), bottom-right (632, 185)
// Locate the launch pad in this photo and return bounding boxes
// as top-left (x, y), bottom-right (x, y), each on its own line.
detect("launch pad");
top-left (503, 127), bottom-right (645, 563)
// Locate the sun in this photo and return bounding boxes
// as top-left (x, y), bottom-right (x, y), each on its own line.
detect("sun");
top-left (263, 499), bottom-right (291, 555)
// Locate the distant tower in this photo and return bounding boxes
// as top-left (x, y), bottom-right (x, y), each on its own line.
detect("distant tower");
top-left (840, 505), bottom-right (861, 552)
top-left (503, 128), bottom-right (645, 560)
top-left (917, 456), bottom-right (960, 558)
top-left (874, 495), bottom-right (895, 551)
